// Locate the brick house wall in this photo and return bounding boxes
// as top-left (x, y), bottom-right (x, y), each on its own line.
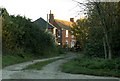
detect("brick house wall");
top-left (62, 30), bottom-right (76, 48)
top-left (48, 11), bottom-right (76, 48)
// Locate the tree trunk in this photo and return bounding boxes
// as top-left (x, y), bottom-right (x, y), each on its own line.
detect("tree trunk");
top-left (105, 33), bottom-right (112, 59)
top-left (103, 37), bottom-right (107, 59)
top-left (94, 2), bottom-right (112, 59)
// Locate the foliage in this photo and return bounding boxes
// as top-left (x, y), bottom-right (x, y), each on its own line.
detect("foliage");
top-left (71, 19), bottom-right (89, 51)
top-left (61, 57), bottom-right (120, 77)
top-left (2, 53), bottom-right (34, 68)
top-left (2, 8), bottom-right (59, 57)
top-left (86, 2), bottom-right (120, 59)
top-left (73, 2), bottom-right (120, 59)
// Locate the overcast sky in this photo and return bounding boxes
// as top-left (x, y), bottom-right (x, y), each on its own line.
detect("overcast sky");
top-left (0, 0), bottom-right (86, 21)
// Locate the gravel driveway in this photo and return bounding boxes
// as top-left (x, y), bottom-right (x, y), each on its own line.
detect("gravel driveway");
top-left (2, 53), bottom-right (120, 80)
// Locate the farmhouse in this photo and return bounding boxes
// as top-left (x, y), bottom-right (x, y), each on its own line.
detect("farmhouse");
top-left (48, 11), bottom-right (76, 48)
top-left (34, 11), bottom-right (76, 48)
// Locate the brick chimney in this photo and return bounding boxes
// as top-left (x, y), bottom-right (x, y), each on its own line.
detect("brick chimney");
top-left (49, 10), bottom-right (54, 24)
top-left (70, 18), bottom-right (74, 22)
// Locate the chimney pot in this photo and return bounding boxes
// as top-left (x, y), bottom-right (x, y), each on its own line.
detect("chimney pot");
top-left (49, 10), bottom-right (54, 24)
top-left (50, 10), bottom-right (51, 14)
top-left (70, 18), bottom-right (74, 22)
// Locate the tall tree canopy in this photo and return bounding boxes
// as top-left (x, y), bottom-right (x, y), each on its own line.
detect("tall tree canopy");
top-left (2, 8), bottom-right (57, 56)
top-left (72, 2), bottom-right (120, 59)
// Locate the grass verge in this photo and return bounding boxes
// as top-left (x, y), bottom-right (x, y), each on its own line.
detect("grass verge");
top-left (23, 58), bottom-right (61, 70)
top-left (2, 52), bottom-right (65, 68)
top-left (2, 53), bottom-right (35, 68)
top-left (61, 57), bottom-right (120, 77)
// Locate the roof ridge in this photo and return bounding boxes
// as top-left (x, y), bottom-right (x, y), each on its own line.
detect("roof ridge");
top-left (55, 19), bottom-right (72, 23)
top-left (33, 17), bottom-right (55, 29)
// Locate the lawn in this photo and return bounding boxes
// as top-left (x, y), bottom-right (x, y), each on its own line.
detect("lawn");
top-left (61, 57), bottom-right (120, 77)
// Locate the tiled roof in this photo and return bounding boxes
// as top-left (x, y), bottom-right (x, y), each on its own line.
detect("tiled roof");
top-left (34, 17), bottom-right (55, 30)
top-left (54, 19), bottom-right (73, 30)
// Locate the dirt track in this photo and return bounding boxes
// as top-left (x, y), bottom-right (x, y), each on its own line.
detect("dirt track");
top-left (2, 53), bottom-right (120, 80)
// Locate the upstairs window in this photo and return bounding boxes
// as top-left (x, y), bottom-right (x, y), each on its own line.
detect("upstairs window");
top-left (66, 30), bottom-right (68, 37)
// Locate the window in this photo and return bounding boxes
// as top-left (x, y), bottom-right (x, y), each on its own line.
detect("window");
top-left (53, 28), bottom-right (56, 35)
top-left (58, 30), bottom-right (61, 37)
top-left (58, 35), bottom-right (60, 38)
top-left (66, 40), bottom-right (68, 45)
top-left (71, 35), bottom-right (74, 38)
top-left (66, 30), bottom-right (68, 37)
top-left (58, 43), bottom-right (61, 45)
top-left (71, 40), bottom-right (75, 48)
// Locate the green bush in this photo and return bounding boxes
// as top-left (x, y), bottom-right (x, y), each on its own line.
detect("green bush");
top-left (2, 8), bottom-right (59, 57)
top-left (84, 40), bottom-right (104, 58)
top-left (57, 46), bottom-right (66, 54)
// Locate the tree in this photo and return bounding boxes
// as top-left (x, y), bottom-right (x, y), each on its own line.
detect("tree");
top-left (2, 8), bottom-right (57, 56)
top-left (71, 18), bottom-right (89, 52)
top-left (74, 1), bottom-right (120, 59)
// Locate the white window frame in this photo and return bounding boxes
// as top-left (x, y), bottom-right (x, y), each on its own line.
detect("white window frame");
top-left (66, 30), bottom-right (68, 37)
